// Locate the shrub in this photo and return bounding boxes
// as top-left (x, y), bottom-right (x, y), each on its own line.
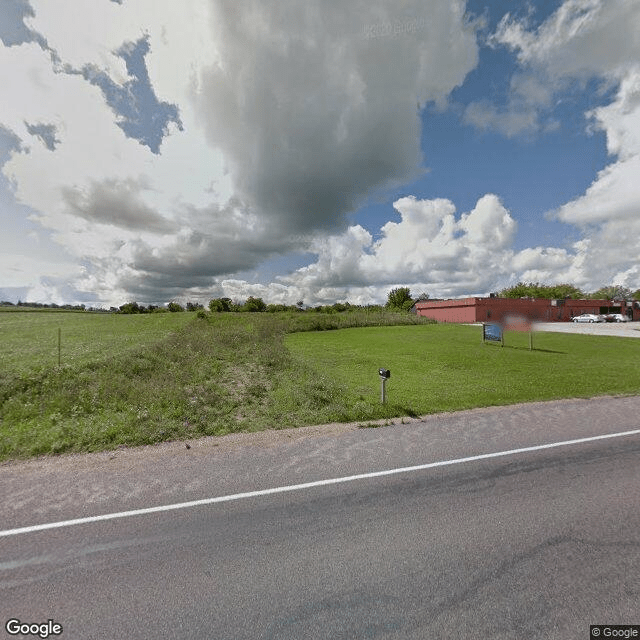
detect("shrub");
top-left (209, 298), bottom-right (232, 312)
top-left (385, 287), bottom-right (413, 311)
top-left (243, 296), bottom-right (267, 312)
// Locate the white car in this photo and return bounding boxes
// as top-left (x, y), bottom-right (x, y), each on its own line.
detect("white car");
top-left (571, 313), bottom-right (604, 323)
top-left (607, 313), bottom-right (628, 322)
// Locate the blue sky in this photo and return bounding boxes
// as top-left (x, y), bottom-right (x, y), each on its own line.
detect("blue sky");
top-left (1, 0), bottom-right (639, 307)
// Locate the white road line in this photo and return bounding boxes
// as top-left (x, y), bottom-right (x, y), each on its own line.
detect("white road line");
top-left (2, 428), bottom-right (640, 538)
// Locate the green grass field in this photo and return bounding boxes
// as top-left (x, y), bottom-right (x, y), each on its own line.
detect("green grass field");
top-left (0, 309), bottom-right (194, 376)
top-left (285, 324), bottom-right (640, 416)
top-left (1, 310), bottom-right (639, 461)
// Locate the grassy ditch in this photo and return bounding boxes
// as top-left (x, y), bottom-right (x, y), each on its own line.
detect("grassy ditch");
top-left (0, 310), bottom-right (432, 461)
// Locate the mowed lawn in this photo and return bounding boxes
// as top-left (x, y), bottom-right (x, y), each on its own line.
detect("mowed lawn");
top-left (285, 324), bottom-right (640, 416)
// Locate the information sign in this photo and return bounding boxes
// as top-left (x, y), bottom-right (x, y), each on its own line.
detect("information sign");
top-left (482, 323), bottom-right (504, 346)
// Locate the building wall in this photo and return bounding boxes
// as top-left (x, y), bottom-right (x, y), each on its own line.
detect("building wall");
top-left (473, 298), bottom-right (552, 323)
top-left (413, 298), bottom-right (478, 323)
top-left (415, 298), bottom-right (640, 323)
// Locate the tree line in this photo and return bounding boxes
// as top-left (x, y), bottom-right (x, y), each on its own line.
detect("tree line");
top-left (0, 301), bottom-right (95, 311)
top-left (5, 282), bottom-right (639, 315)
top-left (497, 283), bottom-right (640, 300)
top-left (112, 288), bottom-right (421, 314)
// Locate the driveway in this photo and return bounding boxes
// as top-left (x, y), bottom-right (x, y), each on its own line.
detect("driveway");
top-left (532, 320), bottom-right (640, 338)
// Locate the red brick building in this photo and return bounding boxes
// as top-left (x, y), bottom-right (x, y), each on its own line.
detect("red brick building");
top-left (414, 297), bottom-right (639, 323)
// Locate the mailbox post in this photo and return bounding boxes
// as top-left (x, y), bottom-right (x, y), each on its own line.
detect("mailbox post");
top-left (379, 368), bottom-right (391, 404)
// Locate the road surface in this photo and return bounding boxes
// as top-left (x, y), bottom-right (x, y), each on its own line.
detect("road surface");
top-left (2, 396), bottom-right (640, 639)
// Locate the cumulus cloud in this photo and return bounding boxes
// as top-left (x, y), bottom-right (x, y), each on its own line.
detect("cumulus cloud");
top-left (464, 0), bottom-right (640, 139)
top-left (278, 194), bottom-right (519, 301)
top-left (3, 0), bottom-right (636, 307)
top-left (0, 0), bottom-right (480, 305)
top-left (469, 0), bottom-right (640, 289)
top-left (529, 19), bottom-right (640, 288)
top-left (61, 177), bottom-right (177, 233)
top-left (193, 0), bottom-right (478, 235)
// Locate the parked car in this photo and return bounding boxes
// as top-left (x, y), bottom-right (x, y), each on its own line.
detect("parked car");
top-left (571, 313), bottom-right (604, 323)
top-left (605, 313), bottom-right (628, 322)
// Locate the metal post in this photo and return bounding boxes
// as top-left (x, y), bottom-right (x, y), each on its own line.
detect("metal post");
top-left (381, 377), bottom-right (387, 404)
top-left (58, 327), bottom-right (61, 367)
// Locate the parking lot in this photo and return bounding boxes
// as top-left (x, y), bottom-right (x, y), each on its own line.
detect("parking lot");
top-left (532, 320), bottom-right (640, 338)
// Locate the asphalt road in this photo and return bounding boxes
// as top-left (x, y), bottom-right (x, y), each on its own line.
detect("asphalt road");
top-left (2, 396), bottom-right (640, 639)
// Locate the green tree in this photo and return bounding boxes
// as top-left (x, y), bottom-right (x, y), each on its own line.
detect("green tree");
top-left (546, 284), bottom-right (584, 299)
top-left (500, 282), bottom-right (538, 298)
top-left (588, 285), bottom-right (632, 300)
top-left (500, 282), bottom-right (584, 299)
top-left (118, 301), bottom-right (146, 314)
top-left (386, 287), bottom-right (413, 310)
top-left (167, 301), bottom-right (184, 312)
top-left (243, 296), bottom-right (266, 312)
top-left (209, 297), bottom-right (232, 312)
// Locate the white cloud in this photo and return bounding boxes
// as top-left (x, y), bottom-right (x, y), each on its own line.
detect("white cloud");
top-left (0, 0), bottom-right (480, 306)
top-left (174, 193), bottom-right (608, 306)
top-left (463, 71), bottom-right (557, 137)
top-left (4, 0), bottom-right (636, 307)
top-left (27, 0), bottom-right (139, 84)
top-left (0, 252), bottom-right (79, 287)
top-left (492, 0), bottom-right (640, 79)
top-left (469, 0), bottom-right (640, 290)
top-left (193, 0), bottom-right (478, 234)
top-left (218, 0), bottom-right (640, 301)
top-left (550, 68), bottom-right (640, 288)
top-left (465, 0), bottom-right (640, 139)
top-left (278, 194), bottom-right (520, 301)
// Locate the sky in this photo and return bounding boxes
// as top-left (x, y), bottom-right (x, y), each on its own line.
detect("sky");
top-left (0, 0), bottom-right (639, 308)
